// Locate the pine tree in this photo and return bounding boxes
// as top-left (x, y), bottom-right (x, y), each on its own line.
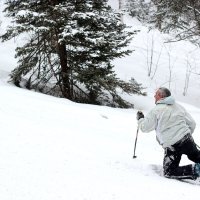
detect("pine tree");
top-left (128, 0), bottom-right (200, 45)
top-left (1, 0), bottom-right (146, 108)
top-left (150, 0), bottom-right (200, 44)
top-left (126, 0), bottom-right (153, 24)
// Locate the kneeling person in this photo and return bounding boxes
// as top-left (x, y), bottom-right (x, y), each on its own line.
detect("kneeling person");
top-left (137, 87), bottom-right (200, 180)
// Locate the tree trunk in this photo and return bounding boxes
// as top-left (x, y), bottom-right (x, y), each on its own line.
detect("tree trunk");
top-left (156, 5), bottom-right (162, 30)
top-left (49, 0), bottom-right (71, 99)
top-left (57, 43), bottom-right (71, 99)
top-left (119, 0), bottom-right (123, 23)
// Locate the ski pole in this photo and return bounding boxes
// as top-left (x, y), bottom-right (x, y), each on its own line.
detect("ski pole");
top-left (133, 125), bottom-right (139, 159)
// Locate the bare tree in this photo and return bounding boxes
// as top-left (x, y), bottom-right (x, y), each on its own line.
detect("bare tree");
top-left (147, 34), bottom-right (154, 77)
top-left (150, 44), bottom-right (163, 80)
top-left (145, 33), bottom-right (163, 79)
top-left (164, 45), bottom-right (177, 89)
top-left (183, 60), bottom-right (191, 96)
top-left (183, 55), bottom-right (197, 96)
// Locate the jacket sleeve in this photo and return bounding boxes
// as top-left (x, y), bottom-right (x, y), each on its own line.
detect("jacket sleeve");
top-left (138, 109), bottom-right (158, 133)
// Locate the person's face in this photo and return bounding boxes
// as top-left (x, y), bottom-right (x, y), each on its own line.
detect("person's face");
top-left (154, 90), bottom-right (162, 104)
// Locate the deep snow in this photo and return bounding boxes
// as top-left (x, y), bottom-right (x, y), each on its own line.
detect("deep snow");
top-left (1, 0), bottom-right (200, 200)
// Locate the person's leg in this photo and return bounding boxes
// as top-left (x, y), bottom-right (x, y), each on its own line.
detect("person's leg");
top-left (182, 135), bottom-right (200, 163)
top-left (163, 147), bottom-right (181, 177)
top-left (181, 135), bottom-right (200, 178)
top-left (163, 147), bottom-right (196, 180)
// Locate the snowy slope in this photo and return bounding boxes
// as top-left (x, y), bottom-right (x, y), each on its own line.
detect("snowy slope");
top-left (1, 1), bottom-right (200, 200)
top-left (1, 82), bottom-right (200, 200)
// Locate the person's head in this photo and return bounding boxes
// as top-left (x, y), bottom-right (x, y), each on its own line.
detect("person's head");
top-left (154, 87), bottom-right (171, 104)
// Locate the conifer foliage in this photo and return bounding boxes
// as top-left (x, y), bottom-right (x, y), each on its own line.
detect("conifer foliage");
top-left (127, 0), bottom-right (200, 45)
top-left (149, 0), bottom-right (200, 44)
top-left (1, 0), bottom-right (146, 108)
top-left (126, 0), bottom-right (153, 23)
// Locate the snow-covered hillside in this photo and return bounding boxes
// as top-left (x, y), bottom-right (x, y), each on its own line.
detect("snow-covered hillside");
top-left (1, 80), bottom-right (200, 200)
top-left (1, 1), bottom-right (200, 200)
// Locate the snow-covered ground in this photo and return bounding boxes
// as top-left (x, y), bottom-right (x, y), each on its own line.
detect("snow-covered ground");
top-left (1, 76), bottom-right (200, 200)
top-left (1, 1), bottom-right (200, 200)
top-left (1, 81), bottom-right (200, 200)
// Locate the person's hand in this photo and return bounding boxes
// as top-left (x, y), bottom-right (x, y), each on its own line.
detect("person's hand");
top-left (136, 111), bottom-right (144, 120)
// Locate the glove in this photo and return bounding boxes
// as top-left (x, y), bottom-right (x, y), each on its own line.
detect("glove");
top-left (136, 111), bottom-right (144, 120)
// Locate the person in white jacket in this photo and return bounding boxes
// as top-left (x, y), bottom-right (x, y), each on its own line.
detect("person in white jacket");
top-left (137, 87), bottom-right (200, 180)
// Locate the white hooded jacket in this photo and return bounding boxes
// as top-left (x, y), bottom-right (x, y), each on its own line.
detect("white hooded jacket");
top-left (138, 96), bottom-right (196, 148)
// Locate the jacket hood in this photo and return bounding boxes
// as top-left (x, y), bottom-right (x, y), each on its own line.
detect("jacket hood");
top-left (156, 96), bottom-right (175, 105)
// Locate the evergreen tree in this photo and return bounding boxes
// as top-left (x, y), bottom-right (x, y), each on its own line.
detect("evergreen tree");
top-left (149, 0), bottom-right (200, 44)
top-left (1, 0), bottom-right (146, 108)
top-left (126, 0), bottom-right (153, 23)
top-left (127, 0), bottom-right (200, 45)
